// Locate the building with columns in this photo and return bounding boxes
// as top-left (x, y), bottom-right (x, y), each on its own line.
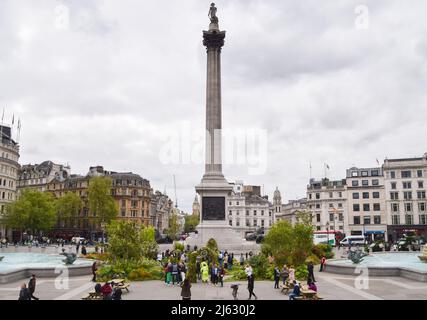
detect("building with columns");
top-left (306, 178), bottom-right (348, 235)
top-left (0, 125), bottom-right (20, 240)
top-left (383, 154), bottom-right (427, 242)
top-left (345, 167), bottom-right (387, 241)
top-left (149, 190), bottom-right (174, 233)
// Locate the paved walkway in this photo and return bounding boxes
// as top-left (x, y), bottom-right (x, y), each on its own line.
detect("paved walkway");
top-left (1, 271), bottom-right (427, 300)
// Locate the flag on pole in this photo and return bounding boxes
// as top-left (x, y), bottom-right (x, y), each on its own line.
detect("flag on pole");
top-left (1, 107), bottom-right (4, 122)
top-left (12, 114), bottom-right (14, 125)
top-left (325, 163), bottom-right (330, 170)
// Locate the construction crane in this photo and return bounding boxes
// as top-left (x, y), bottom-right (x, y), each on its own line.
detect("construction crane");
top-left (173, 175), bottom-right (178, 209)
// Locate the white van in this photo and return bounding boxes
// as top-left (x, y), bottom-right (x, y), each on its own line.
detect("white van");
top-left (340, 236), bottom-right (366, 246)
top-left (71, 237), bottom-right (85, 244)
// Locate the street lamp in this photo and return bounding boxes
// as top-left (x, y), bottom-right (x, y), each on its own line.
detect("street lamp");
top-left (326, 221), bottom-right (330, 245)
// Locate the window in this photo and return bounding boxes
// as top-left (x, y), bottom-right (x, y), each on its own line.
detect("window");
top-left (329, 213), bottom-right (334, 222)
top-left (405, 203), bottom-right (413, 212)
top-left (316, 214), bottom-right (321, 222)
top-left (417, 191), bottom-right (426, 199)
top-left (309, 194), bottom-right (312, 200)
top-left (338, 192), bottom-right (342, 198)
top-left (229, 210), bottom-right (232, 215)
top-left (261, 210), bottom-right (264, 216)
top-left (374, 216), bottom-right (381, 224)
top-left (361, 171), bottom-right (368, 177)
top-left (316, 193), bottom-right (320, 199)
top-left (254, 210), bottom-right (257, 216)
top-left (403, 182), bottom-right (412, 189)
top-left (316, 204), bottom-right (321, 209)
top-left (253, 219), bottom-right (258, 227)
top-left (261, 220), bottom-right (265, 227)
top-left (316, 226), bottom-right (321, 231)
top-left (405, 215), bottom-right (414, 225)
top-left (353, 204), bottom-right (360, 212)
top-left (391, 171), bottom-right (396, 179)
top-left (363, 192), bottom-right (369, 199)
top-left (392, 215), bottom-right (400, 225)
top-left (338, 203), bottom-right (343, 208)
top-left (372, 170), bottom-right (379, 176)
top-left (229, 201), bottom-right (232, 205)
top-left (391, 203), bottom-right (399, 212)
top-left (236, 201), bottom-right (239, 206)
top-left (121, 209), bottom-right (126, 217)
top-left (401, 171), bottom-right (412, 178)
top-left (419, 181), bottom-right (424, 189)
top-left (352, 181), bottom-right (359, 187)
top-left (329, 203), bottom-right (334, 208)
top-left (372, 179), bottom-right (379, 186)
top-left (373, 203), bottom-right (381, 211)
top-left (363, 204), bottom-right (370, 211)
top-left (246, 219), bottom-right (250, 227)
top-left (329, 192), bottom-right (333, 198)
top-left (362, 180), bottom-right (369, 186)
top-left (390, 192), bottom-right (399, 200)
top-left (391, 182), bottom-right (397, 190)
top-left (236, 210), bottom-right (240, 216)
top-left (229, 220), bottom-right (232, 226)
top-left (420, 203), bottom-right (426, 212)
top-left (354, 216), bottom-right (361, 225)
top-left (417, 170), bottom-right (423, 178)
top-left (353, 193), bottom-right (359, 199)
top-left (351, 171), bottom-right (358, 177)
top-left (246, 210), bottom-right (249, 216)
top-left (373, 192), bottom-right (380, 199)
top-left (364, 216), bottom-right (371, 225)
top-left (420, 215), bottom-right (427, 225)
top-left (339, 213), bottom-right (343, 221)
top-left (404, 191), bottom-right (412, 200)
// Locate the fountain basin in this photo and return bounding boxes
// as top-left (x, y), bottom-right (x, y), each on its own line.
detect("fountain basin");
top-left (325, 252), bottom-right (427, 282)
top-left (0, 253), bottom-right (93, 284)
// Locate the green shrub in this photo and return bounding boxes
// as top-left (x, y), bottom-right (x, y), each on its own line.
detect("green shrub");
top-left (305, 254), bottom-right (320, 265)
top-left (295, 265), bottom-right (308, 281)
top-left (174, 242), bottom-right (185, 252)
top-left (312, 244), bottom-right (334, 259)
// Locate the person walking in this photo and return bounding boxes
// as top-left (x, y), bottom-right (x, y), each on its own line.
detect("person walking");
top-left (211, 264), bottom-right (218, 285)
top-left (274, 266), bottom-right (280, 289)
top-left (219, 266), bottom-right (225, 287)
top-left (244, 264), bottom-right (253, 279)
top-left (180, 279), bottom-right (192, 300)
top-left (92, 261), bottom-right (98, 282)
top-left (18, 283), bottom-right (31, 300)
top-left (307, 261), bottom-right (316, 283)
top-left (247, 274), bottom-right (257, 300)
top-left (28, 275), bottom-right (39, 300)
top-left (320, 256), bottom-right (326, 272)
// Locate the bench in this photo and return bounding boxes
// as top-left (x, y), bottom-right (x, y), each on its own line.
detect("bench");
top-left (82, 292), bottom-right (103, 300)
top-left (116, 283), bottom-right (130, 292)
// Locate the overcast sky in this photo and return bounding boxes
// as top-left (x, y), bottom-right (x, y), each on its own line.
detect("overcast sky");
top-left (1, 0), bottom-right (426, 213)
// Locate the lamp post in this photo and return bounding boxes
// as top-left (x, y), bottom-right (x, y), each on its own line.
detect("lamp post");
top-left (326, 221), bottom-right (330, 245)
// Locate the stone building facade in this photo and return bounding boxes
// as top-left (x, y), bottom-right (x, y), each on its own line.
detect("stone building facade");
top-left (346, 167), bottom-right (387, 241)
top-left (0, 125), bottom-right (20, 240)
top-left (384, 154), bottom-right (427, 242)
top-left (228, 181), bottom-right (273, 238)
top-left (306, 178), bottom-right (348, 235)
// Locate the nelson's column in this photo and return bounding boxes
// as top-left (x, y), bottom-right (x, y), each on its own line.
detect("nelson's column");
top-left (186, 4), bottom-right (258, 252)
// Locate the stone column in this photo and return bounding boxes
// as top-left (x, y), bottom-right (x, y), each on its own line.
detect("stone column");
top-left (203, 26), bottom-right (226, 179)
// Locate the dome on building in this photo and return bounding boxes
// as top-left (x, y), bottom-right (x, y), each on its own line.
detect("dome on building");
top-left (273, 187), bottom-right (282, 205)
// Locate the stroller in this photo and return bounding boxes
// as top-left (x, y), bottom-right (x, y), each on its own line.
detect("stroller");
top-left (231, 284), bottom-right (240, 300)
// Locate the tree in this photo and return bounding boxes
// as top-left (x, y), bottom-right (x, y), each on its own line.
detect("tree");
top-left (106, 220), bottom-right (158, 261)
top-left (88, 176), bottom-right (118, 233)
top-left (261, 220), bottom-right (294, 266)
top-left (184, 214), bottom-right (199, 233)
top-left (4, 189), bottom-right (56, 238)
top-left (166, 212), bottom-right (180, 240)
top-left (295, 210), bottom-right (314, 226)
top-left (55, 192), bottom-right (83, 227)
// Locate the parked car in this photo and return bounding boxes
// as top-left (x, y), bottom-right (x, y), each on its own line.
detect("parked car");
top-left (245, 228), bottom-right (265, 242)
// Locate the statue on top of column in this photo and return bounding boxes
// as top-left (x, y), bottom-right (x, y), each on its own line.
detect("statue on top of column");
top-left (208, 3), bottom-right (218, 23)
